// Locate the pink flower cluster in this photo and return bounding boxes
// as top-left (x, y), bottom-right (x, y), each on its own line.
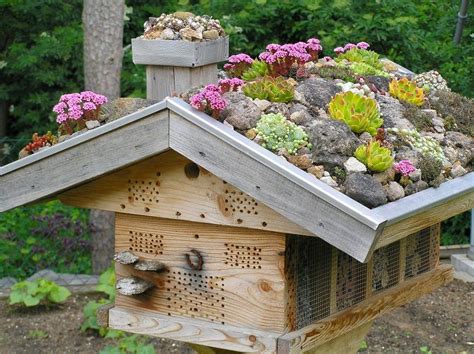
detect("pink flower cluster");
top-left (394, 160), bottom-right (416, 176)
top-left (190, 84), bottom-right (227, 118)
top-left (258, 38), bottom-right (322, 76)
top-left (53, 91), bottom-right (107, 124)
top-left (223, 53), bottom-right (254, 78)
top-left (218, 78), bottom-right (244, 93)
top-left (334, 42), bottom-right (370, 55)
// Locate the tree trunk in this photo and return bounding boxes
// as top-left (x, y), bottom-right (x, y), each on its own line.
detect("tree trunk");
top-left (83, 0), bottom-right (125, 274)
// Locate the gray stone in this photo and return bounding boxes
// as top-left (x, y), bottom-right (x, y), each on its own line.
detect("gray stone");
top-left (320, 176), bottom-right (338, 187)
top-left (384, 181), bottom-right (405, 202)
top-left (308, 165), bottom-right (324, 178)
top-left (451, 164), bottom-right (467, 178)
top-left (114, 251), bottom-right (139, 265)
top-left (364, 76), bottom-right (390, 92)
top-left (296, 77), bottom-right (341, 109)
top-left (57, 134), bottom-right (71, 143)
top-left (85, 120), bottom-right (100, 130)
top-left (422, 131), bottom-right (444, 143)
top-left (409, 169), bottom-right (422, 182)
top-left (0, 277), bottom-right (17, 288)
top-left (289, 110), bottom-right (313, 125)
top-left (359, 132), bottom-right (373, 144)
top-left (405, 180), bottom-right (429, 196)
top-left (442, 131), bottom-right (473, 167)
top-left (116, 277), bottom-right (154, 296)
top-left (253, 98), bottom-right (271, 111)
top-left (344, 157), bottom-right (367, 174)
top-left (99, 98), bottom-right (158, 123)
top-left (344, 173), bottom-right (388, 208)
top-left (265, 102), bottom-right (290, 118)
top-left (202, 29), bottom-right (219, 40)
top-left (376, 95), bottom-right (414, 130)
top-left (323, 171), bottom-right (330, 177)
top-left (394, 146), bottom-right (423, 166)
top-left (160, 28), bottom-right (175, 40)
top-left (373, 167), bottom-right (396, 185)
top-left (179, 26), bottom-right (203, 41)
top-left (287, 154), bottom-right (313, 170)
top-left (221, 92), bottom-right (262, 131)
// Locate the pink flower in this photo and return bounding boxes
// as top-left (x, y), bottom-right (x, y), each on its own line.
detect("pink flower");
top-left (394, 160), bottom-right (416, 176)
top-left (334, 47), bottom-right (345, 54)
top-left (53, 102), bottom-right (67, 114)
top-left (265, 43), bottom-right (281, 52)
top-left (356, 41), bottom-right (370, 50)
top-left (218, 78), bottom-right (244, 93)
top-left (83, 102), bottom-right (97, 111)
top-left (227, 53), bottom-right (253, 64)
top-left (307, 38), bottom-right (323, 52)
top-left (56, 113), bottom-right (68, 124)
top-left (189, 84), bottom-right (228, 117)
top-left (343, 43), bottom-right (357, 51)
top-left (323, 56), bottom-right (333, 62)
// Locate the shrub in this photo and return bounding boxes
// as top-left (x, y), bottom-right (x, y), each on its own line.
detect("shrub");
top-left (243, 76), bottom-right (294, 103)
top-left (9, 278), bottom-right (71, 307)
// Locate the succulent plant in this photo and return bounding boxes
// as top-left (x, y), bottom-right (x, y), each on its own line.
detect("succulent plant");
top-left (354, 140), bottom-right (394, 172)
top-left (328, 91), bottom-right (383, 135)
top-left (388, 128), bottom-right (445, 161)
top-left (413, 70), bottom-right (450, 92)
top-left (389, 78), bottom-right (425, 106)
top-left (349, 62), bottom-right (389, 77)
top-left (243, 76), bottom-right (295, 103)
top-left (241, 60), bottom-right (269, 81)
top-left (336, 48), bottom-right (383, 68)
top-left (254, 113), bottom-right (310, 155)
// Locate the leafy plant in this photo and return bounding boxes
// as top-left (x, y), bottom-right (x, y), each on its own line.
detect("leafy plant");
top-left (241, 60), bottom-right (269, 81)
top-left (328, 91), bottom-right (383, 135)
top-left (336, 48), bottom-right (383, 70)
top-left (389, 78), bottom-right (425, 106)
top-left (22, 131), bottom-right (58, 155)
top-left (388, 128), bottom-right (445, 161)
top-left (100, 335), bottom-right (155, 354)
top-left (314, 65), bottom-right (355, 82)
top-left (354, 141), bottom-right (394, 172)
top-left (255, 113), bottom-right (310, 155)
top-left (243, 76), bottom-right (294, 103)
top-left (349, 62), bottom-right (389, 77)
top-left (9, 278), bottom-right (71, 307)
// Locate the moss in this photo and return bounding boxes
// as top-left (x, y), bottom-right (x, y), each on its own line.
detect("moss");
top-left (418, 155), bottom-right (443, 183)
top-left (429, 91), bottom-right (474, 136)
top-left (313, 66), bottom-right (356, 82)
top-left (443, 115), bottom-right (458, 131)
top-left (333, 166), bottom-right (346, 183)
top-left (403, 105), bottom-right (433, 131)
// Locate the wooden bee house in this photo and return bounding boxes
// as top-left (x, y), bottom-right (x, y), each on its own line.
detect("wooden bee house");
top-left (1, 37), bottom-right (472, 353)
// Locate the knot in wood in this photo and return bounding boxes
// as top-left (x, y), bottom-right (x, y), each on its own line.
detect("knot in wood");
top-left (185, 249), bottom-right (203, 271)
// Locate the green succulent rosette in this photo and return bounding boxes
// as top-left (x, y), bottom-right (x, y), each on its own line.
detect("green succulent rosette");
top-left (354, 140), bottom-right (394, 172)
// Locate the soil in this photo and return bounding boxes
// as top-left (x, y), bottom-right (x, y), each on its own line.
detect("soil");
top-left (0, 280), bottom-right (472, 354)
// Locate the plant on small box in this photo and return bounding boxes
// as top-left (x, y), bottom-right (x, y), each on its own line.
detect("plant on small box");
top-left (9, 278), bottom-right (71, 307)
top-left (389, 78), bottom-right (425, 106)
top-left (241, 60), bottom-right (269, 81)
top-left (243, 76), bottom-right (295, 103)
top-left (189, 84), bottom-right (227, 118)
top-left (22, 131), bottom-right (58, 155)
top-left (328, 91), bottom-right (383, 135)
top-left (354, 140), bottom-right (394, 172)
top-left (254, 113), bottom-right (310, 155)
top-left (223, 53), bottom-right (254, 78)
top-left (53, 91), bottom-right (108, 135)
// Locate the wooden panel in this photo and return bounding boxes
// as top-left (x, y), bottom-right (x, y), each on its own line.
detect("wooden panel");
top-left (168, 110), bottom-right (381, 263)
top-left (132, 37), bottom-right (229, 67)
top-left (59, 150), bottom-right (311, 236)
top-left (114, 214), bottom-right (287, 333)
top-left (0, 111), bottom-right (169, 212)
top-left (174, 65), bottom-right (218, 96)
top-left (375, 191), bottom-right (474, 250)
top-left (277, 264), bottom-right (453, 353)
top-left (146, 66), bottom-right (175, 101)
top-left (109, 306), bottom-right (278, 353)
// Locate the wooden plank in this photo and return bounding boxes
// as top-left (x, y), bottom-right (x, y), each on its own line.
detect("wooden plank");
top-left (147, 66), bottom-right (175, 101)
top-left (168, 110), bottom-right (381, 263)
top-left (132, 37), bottom-right (229, 67)
top-left (97, 303), bottom-right (114, 327)
top-left (375, 191), bottom-right (474, 250)
top-left (277, 264), bottom-right (453, 353)
top-left (114, 214), bottom-right (287, 333)
top-left (109, 306), bottom-right (278, 353)
top-left (0, 111), bottom-right (169, 213)
top-left (59, 150), bottom-right (311, 236)
top-left (191, 64), bottom-right (218, 88)
top-left (399, 238), bottom-right (407, 283)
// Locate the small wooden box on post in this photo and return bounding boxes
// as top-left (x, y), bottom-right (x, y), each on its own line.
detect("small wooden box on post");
top-left (131, 36), bottom-right (229, 100)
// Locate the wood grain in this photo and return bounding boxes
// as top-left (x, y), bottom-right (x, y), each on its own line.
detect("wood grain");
top-left (375, 191), bottom-right (474, 250)
top-left (0, 111), bottom-right (169, 212)
top-left (277, 264), bottom-right (453, 353)
top-left (59, 150), bottom-right (311, 236)
top-left (109, 306), bottom-right (278, 353)
top-left (114, 213), bottom-right (287, 333)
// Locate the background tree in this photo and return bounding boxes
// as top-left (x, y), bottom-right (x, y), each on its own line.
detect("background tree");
top-left (83, 0), bottom-right (125, 273)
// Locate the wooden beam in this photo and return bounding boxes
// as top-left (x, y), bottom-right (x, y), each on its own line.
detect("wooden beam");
top-left (277, 264), bottom-right (453, 353)
top-left (108, 306), bottom-right (279, 353)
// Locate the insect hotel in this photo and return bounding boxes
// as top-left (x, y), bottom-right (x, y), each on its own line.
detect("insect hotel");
top-left (1, 14), bottom-right (473, 354)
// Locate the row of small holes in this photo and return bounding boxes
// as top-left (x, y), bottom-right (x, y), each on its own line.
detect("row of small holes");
top-left (224, 244), bottom-right (263, 269)
top-left (128, 231), bottom-right (164, 255)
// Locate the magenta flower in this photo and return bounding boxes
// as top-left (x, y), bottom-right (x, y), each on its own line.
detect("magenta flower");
top-left (323, 56), bottom-right (333, 62)
top-left (357, 41), bottom-right (370, 50)
top-left (224, 53), bottom-right (254, 78)
top-left (343, 43), bottom-right (357, 51)
top-left (334, 47), bottom-right (345, 54)
top-left (53, 90), bottom-right (108, 125)
top-left (394, 160), bottom-right (416, 176)
top-left (218, 78), bottom-right (244, 93)
top-left (228, 53), bottom-right (253, 64)
top-left (190, 84), bottom-right (227, 118)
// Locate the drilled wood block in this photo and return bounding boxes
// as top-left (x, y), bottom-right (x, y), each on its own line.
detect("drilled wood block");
top-left (60, 150), bottom-right (311, 236)
top-left (114, 213), bottom-right (287, 333)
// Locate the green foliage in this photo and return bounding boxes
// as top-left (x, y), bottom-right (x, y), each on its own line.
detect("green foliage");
top-left (313, 65), bottom-right (355, 82)
top-left (441, 212), bottom-right (470, 245)
top-left (27, 329), bottom-right (49, 339)
top-left (335, 48), bottom-right (387, 77)
top-left (328, 91), bottom-right (383, 135)
top-left (243, 76), bottom-right (294, 103)
top-left (389, 78), bottom-right (425, 106)
top-left (417, 155), bottom-right (443, 183)
top-left (349, 62), bottom-right (388, 77)
top-left (100, 335), bottom-right (155, 354)
top-left (9, 278), bottom-right (71, 307)
top-left (0, 201), bottom-right (92, 279)
top-left (241, 60), bottom-right (269, 81)
top-left (388, 128), bottom-right (445, 161)
top-left (255, 113), bottom-right (310, 155)
top-left (354, 141), bottom-right (393, 172)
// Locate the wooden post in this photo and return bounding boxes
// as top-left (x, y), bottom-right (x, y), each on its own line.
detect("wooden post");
top-left (131, 37), bottom-right (229, 100)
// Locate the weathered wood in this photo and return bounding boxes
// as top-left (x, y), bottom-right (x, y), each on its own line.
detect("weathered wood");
top-left (96, 303), bottom-right (114, 327)
top-left (132, 37), bottom-right (229, 67)
top-left (59, 150), bottom-right (310, 236)
top-left (375, 190), bottom-right (474, 250)
top-left (277, 264), bottom-right (453, 353)
top-left (168, 110), bottom-right (382, 263)
top-left (0, 111), bottom-right (169, 213)
top-left (109, 306), bottom-right (279, 353)
top-left (146, 66), bottom-right (175, 100)
top-left (114, 213), bottom-right (287, 333)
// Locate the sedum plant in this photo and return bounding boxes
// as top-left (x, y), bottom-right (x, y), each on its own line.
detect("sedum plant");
top-left (336, 48), bottom-right (383, 71)
top-left (328, 91), bottom-right (383, 135)
top-left (389, 78), bottom-right (425, 106)
top-left (354, 140), bottom-right (394, 172)
top-left (388, 128), bottom-right (445, 161)
top-left (241, 60), bottom-right (269, 81)
top-left (243, 76), bottom-right (295, 103)
top-left (9, 278), bottom-right (71, 307)
top-left (255, 113), bottom-right (310, 155)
